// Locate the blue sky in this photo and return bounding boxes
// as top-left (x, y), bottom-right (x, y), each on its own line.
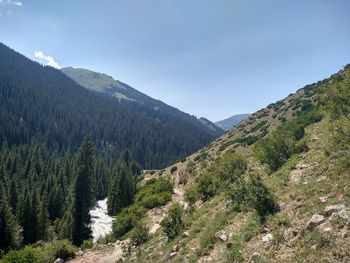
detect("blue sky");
top-left (1, 0), bottom-right (350, 121)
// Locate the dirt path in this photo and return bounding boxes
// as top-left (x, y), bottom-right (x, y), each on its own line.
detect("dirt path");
top-left (69, 242), bottom-right (123, 263)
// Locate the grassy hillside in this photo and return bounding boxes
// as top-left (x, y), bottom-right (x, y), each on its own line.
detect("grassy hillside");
top-left (107, 65), bottom-right (350, 263)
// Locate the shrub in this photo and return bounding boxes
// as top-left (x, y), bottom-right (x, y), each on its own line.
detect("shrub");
top-left (184, 186), bottom-right (198, 205)
top-left (160, 203), bottom-right (183, 240)
top-left (196, 173), bottom-right (219, 201)
top-left (44, 239), bottom-right (77, 261)
top-left (130, 223), bottom-right (149, 246)
top-left (81, 239), bottom-right (93, 250)
top-left (113, 205), bottom-right (146, 238)
top-left (1, 246), bottom-right (42, 263)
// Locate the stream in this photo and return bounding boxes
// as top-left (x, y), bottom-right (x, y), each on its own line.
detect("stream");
top-left (89, 198), bottom-right (114, 242)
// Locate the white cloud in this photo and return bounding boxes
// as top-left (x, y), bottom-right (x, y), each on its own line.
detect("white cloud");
top-left (34, 51), bottom-right (61, 69)
top-left (0, 0), bottom-right (23, 6)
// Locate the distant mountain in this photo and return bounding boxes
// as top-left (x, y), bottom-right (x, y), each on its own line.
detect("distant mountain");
top-left (0, 43), bottom-right (221, 169)
top-left (215, 114), bottom-right (251, 131)
top-left (61, 67), bottom-right (224, 138)
top-left (198, 117), bottom-right (224, 136)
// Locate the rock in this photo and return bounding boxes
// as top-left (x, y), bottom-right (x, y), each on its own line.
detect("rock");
top-left (325, 204), bottom-right (345, 216)
top-left (319, 196), bottom-right (328, 203)
top-left (215, 230), bottom-right (228, 242)
top-left (316, 176), bottom-right (327, 182)
top-left (183, 230), bottom-right (190, 238)
top-left (54, 259), bottom-right (64, 263)
top-left (169, 252), bottom-right (177, 258)
top-left (307, 214), bottom-right (325, 230)
top-left (262, 233), bottom-right (274, 246)
top-left (172, 244), bottom-right (180, 252)
top-left (116, 240), bottom-right (120, 245)
top-left (116, 259), bottom-right (124, 263)
top-left (296, 164), bottom-right (309, 169)
top-left (77, 250), bottom-right (84, 256)
top-left (338, 208), bottom-right (350, 220)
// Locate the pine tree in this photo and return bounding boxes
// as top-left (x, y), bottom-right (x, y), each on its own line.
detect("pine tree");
top-left (0, 198), bottom-right (22, 252)
top-left (9, 179), bottom-right (18, 214)
top-left (37, 197), bottom-right (49, 241)
top-left (107, 151), bottom-right (136, 216)
top-left (71, 136), bottom-right (94, 246)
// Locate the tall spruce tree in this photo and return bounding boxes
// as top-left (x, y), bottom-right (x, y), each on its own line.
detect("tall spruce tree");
top-left (70, 136), bottom-right (94, 245)
top-left (107, 151), bottom-right (136, 216)
top-left (0, 198), bottom-right (22, 252)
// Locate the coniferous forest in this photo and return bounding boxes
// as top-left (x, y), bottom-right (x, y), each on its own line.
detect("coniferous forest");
top-left (0, 42), bottom-right (218, 256)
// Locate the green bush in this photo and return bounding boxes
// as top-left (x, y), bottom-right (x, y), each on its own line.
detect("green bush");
top-left (139, 192), bottom-right (172, 209)
top-left (1, 246), bottom-right (42, 263)
top-left (184, 186), bottom-right (199, 205)
top-left (130, 224), bottom-right (149, 246)
top-left (81, 239), bottom-right (93, 250)
top-left (160, 203), bottom-right (183, 240)
top-left (113, 205), bottom-right (146, 238)
top-left (44, 239), bottom-right (77, 261)
top-left (196, 173), bottom-right (219, 201)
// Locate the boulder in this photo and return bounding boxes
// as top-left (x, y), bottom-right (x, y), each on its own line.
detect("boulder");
top-left (325, 204), bottom-right (345, 216)
top-left (316, 176), bottom-right (327, 182)
top-left (262, 233), bottom-right (273, 246)
top-left (54, 259), bottom-right (64, 263)
top-left (307, 214), bottom-right (325, 230)
top-left (338, 208), bottom-right (350, 220)
top-left (215, 230), bottom-right (228, 242)
top-left (169, 252), bottom-right (177, 258)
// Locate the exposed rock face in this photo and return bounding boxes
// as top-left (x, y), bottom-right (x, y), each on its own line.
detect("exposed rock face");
top-left (307, 214), bottom-right (325, 230)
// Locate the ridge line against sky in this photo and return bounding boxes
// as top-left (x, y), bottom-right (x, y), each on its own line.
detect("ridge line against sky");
top-left (0, 0), bottom-right (350, 121)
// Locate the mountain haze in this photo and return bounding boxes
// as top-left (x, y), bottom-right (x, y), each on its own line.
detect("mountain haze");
top-left (215, 113), bottom-right (251, 131)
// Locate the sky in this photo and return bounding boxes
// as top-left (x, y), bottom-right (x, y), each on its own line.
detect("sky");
top-left (1, 0), bottom-right (350, 121)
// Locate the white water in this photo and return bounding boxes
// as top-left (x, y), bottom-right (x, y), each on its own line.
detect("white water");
top-left (89, 198), bottom-right (114, 242)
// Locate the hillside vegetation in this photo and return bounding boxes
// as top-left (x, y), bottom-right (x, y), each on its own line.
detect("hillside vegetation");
top-left (96, 65), bottom-right (350, 263)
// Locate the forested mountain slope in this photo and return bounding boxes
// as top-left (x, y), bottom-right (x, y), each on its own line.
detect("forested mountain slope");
top-left (94, 64), bottom-right (350, 263)
top-left (61, 67), bottom-right (224, 138)
top-left (0, 43), bottom-right (220, 169)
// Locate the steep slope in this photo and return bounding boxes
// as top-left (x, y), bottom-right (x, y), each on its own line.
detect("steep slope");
top-left (215, 113), bottom-right (251, 131)
top-left (0, 43), bottom-right (219, 169)
top-left (61, 67), bottom-right (224, 138)
top-left (79, 65), bottom-right (350, 263)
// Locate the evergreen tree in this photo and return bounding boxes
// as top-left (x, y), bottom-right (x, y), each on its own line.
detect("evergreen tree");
top-left (0, 198), bottom-right (22, 252)
top-left (9, 179), bottom-right (18, 214)
top-left (107, 151), bottom-right (136, 216)
top-left (70, 136), bottom-right (94, 245)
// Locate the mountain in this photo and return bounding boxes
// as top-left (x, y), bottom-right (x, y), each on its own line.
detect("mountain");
top-left (198, 117), bottom-right (224, 136)
top-left (61, 67), bottom-right (224, 138)
top-left (73, 65), bottom-right (350, 262)
top-left (215, 113), bottom-right (251, 131)
top-left (0, 43), bottom-right (220, 169)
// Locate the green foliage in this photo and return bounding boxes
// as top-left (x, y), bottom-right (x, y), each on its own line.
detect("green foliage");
top-left (81, 239), bottom-right (93, 251)
top-left (227, 174), bottom-right (276, 222)
top-left (0, 199), bottom-right (22, 253)
top-left (108, 151), bottom-right (137, 215)
top-left (130, 224), bottom-right (149, 246)
top-left (112, 205), bottom-right (146, 238)
top-left (254, 108), bottom-right (323, 171)
top-left (44, 240), bottom-right (77, 261)
top-left (196, 173), bottom-right (220, 201)
top-left (184, 186), bottom-right (198, 206)
top-left (1, 246), bottom-right (42, 263)
top-left (160, 203), bottom-right (183, 240)
top-left (135, 178), bottom-right (173, 209)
